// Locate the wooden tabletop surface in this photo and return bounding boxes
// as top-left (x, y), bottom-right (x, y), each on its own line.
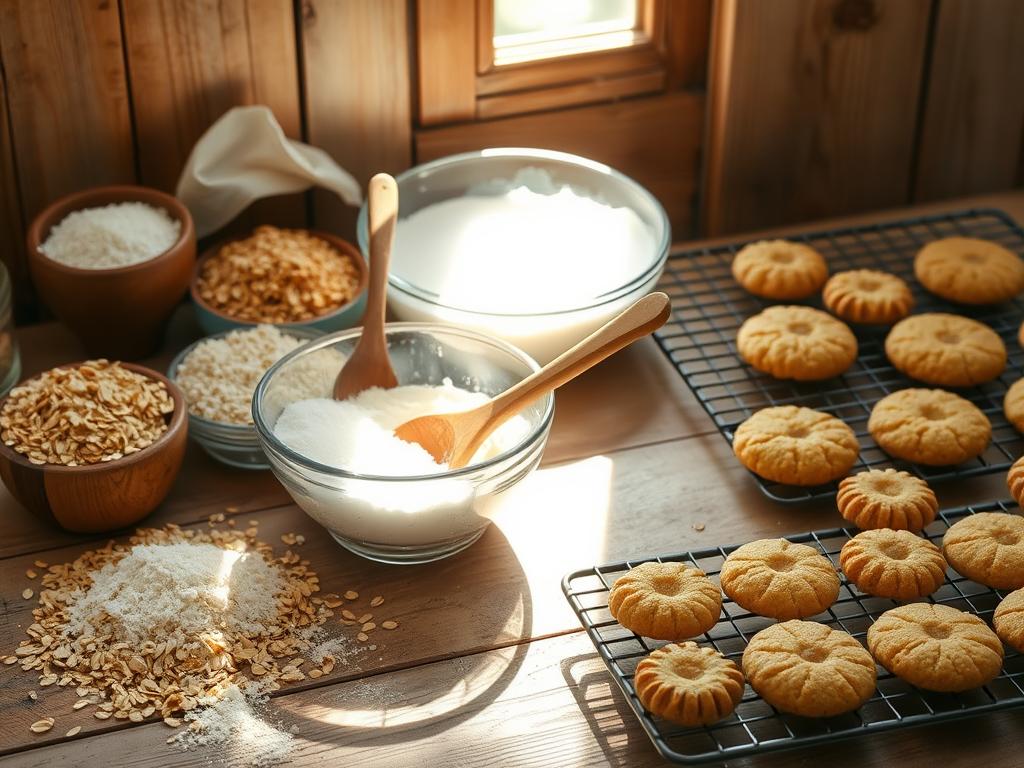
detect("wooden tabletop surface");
top-left (2, 191), bottom-right (1024, 767)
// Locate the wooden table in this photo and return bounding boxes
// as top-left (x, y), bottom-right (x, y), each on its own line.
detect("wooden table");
top-left (3, 192), bottom-right (1024, 767)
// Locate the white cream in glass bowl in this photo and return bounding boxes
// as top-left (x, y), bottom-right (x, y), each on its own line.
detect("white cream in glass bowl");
top-left (357, 148), bottom-right (670, 364)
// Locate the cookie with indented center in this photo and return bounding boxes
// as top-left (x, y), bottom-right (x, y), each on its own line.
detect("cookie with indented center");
top-left (608, 561), bottom-right (722, 640)
top-left (885, 313), bottom-right (1005, 388)
top-left (737, 305), bottom-right (857, 381)
top-left (993, 589), bottom-right (1024, 653)
top-left (868, 389), bottom-right (990, 466)
top-left (915, 237), bottom-right (1024, 305)
top-left (742, 621), bottom-right (876, 717)
top-left (836, 469), bottom-right (937, 531)
top-left (720, 539), bottom-right (839, 620)
top-left (823, 269), bottom-right (914, 324)
top-left (732, 240), bottom-right (828, 300)
top-left (942, 512), bottom-right (1024, 590)
top-left (839, 529), bottom-right (946, 601)
top-left (634, 642), bottom-right (745, 726)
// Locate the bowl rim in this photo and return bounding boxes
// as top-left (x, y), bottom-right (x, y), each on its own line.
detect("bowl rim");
top-left (251, 321), bottom-right (555, 482)
top-left (189, 229), bottom-right (369, 327)
top-left (0, 361), bottom-right (187, 474)
top-left (358, 147), bottom-right (671, 318)
top-left (26, 184), bottom-right (196, 277)
top-left (167, 325), bottom-right (324, 433)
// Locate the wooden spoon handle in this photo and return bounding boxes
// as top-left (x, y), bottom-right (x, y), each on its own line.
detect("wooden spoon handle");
top-left (364, 173), bottom-right (398, 339)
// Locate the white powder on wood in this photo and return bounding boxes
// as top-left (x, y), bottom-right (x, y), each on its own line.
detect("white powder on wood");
top-left (39, 201), bottom-right (181, 269)
top-left (65, 542), bottom-right (284, 646)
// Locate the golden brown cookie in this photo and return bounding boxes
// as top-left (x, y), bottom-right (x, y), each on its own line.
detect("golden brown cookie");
top-left (732, 240), bottom-right (829, 300)
top-left (1004, 379), bottom-right (1024, 433)
top-left (884, 313), bottom-right (1006, 387)
top-left (733, 406), bottom-right (859, 486)
top-left (915, 237), bottom-right (1024, 305)
top-left (993, 589), bottom-right (1024, 653)
top-left (867, 603), bottom-right (1003, 691)
top-left (836, 469), bottom-right (938, 531)
top-left (742, 621), bottom-right (876, 717)
top-left (868, 389), bottom-right (991, 466)
top-left (633, 642), bottom-right (745, 726)
top-left (737, 306), bottom-right (857, 381)
top-left (608, 561), bottom-right (722, 640)
top-left (822, 269), bottom-right (914, 325)
top-left (942, 512), bottom-right (1024, 590)
top-left (1008, 455), bottom-right (1024, 507)
top-left (839, 529), bottom-right (946, 601)
top-left (720, 539), bottom-right (840, 620)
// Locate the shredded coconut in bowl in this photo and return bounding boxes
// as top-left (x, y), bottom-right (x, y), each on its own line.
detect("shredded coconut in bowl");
top-left (39, 201), bottom-right (181, 269)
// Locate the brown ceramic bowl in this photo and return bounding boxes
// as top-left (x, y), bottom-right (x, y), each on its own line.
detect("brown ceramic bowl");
top-left (27, 185), bottom-right (196, 359)
top-left (189, 230), bottom-right (368, 335)
top-left (0, 362), bottom-right (188, 533)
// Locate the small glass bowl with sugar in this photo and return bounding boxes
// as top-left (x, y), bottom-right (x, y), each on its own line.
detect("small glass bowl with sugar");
top-left (252, 323), bottom-right (554, 565)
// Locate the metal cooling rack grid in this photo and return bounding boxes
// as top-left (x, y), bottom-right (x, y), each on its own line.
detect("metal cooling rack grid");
top-left (561, 500), bottom-right (1024, 765)
top-left (653, 208), bottom-right (1024, 502)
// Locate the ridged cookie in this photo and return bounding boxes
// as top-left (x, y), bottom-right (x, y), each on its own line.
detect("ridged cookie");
top-left (915, 237), bottom-right (1024, 305)
top-left (742, 621), bottom-right (876, 717)
top-left (823, 269), bottom-right (914, 324)
top-left (867, 603), bottom-right (1003, 691)
top-left (732, 240), bottom-right (828, 299)
top-left (993, 589), bottom-right (1024, 653)
top-left (836, 469), bottom-right (937, 531)
top-left (634, 642), bottom-right (745, 726)
top-left (737, 305), bottom-right (857, 381)
top-left (839, 529), bottom-right (946, 601)
top-left (720, 539), bottom-right (840, 620)
top-left (885, 313), bottom-right (1006, 387)
top-left (733, 406), bottom-right (859, 486)
top-left (868, 389), bottom-right (991, 466)
top-left (1008, 455), bottom-right (1024, 506)
top-left (942, 512), bottom-right (1024, 590)
top-left (608, 561), bottom-right (722, 640)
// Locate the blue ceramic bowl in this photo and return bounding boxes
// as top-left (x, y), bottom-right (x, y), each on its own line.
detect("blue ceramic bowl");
top-left (190, 230), bottom-right (368, 335)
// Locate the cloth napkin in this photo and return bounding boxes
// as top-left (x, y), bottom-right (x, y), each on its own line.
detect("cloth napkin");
top-left (176, 105), bottom-right (362, 237)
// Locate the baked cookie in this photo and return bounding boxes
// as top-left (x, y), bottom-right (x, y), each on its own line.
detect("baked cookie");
top-left (732, 240), bottom-right (828, 300)
top-left (884, 313), bottom-right (1006, 388)
top-left (733, 406), bottom-right (859, 486)
top-left (737, 306), bottom-right (857, 381)
top-left (720, 539), bottom-right (840, 620)
top-left (839, 529), bottom-right (946, 601)
top-left (633, 642), bottom-right (745, 726)
top-left (1004, 378), bottom-right (1024, 433)
top-left (915, 237), bottom-right (1024, 305)
top-left (868, 389), bottom-right (991, 466)
top-left (608, 561), bottom-right (722, 640)
top-left (867, 603), bottom-right (1003, 692)
top-left (822, 269), bottom-right (914, 325)
top-left (1008, 455), bottom-right (1024, 506)
top-left (993, 589), bottom-right (1024, 653)
top-left (836, 469), bottom-right (937, 531)
top-left (942, 512), bottom-right (1024, 590)
top-left (1019, 318), bottom-right (1024, 350)
top-left (742, 621), bottom-right (876, 717)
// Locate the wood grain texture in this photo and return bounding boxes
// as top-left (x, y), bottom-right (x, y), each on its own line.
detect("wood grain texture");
top-left (0, 72), bottom-right (30, 322)
top-left (416, 91), bottom-right (705, 238)
top-left (301, 0), bottom-right (412, 240)
top-left (703, 0), bottom-right (932, 236)
top-left (913, 0), bottom-right (1024, 201)
top-left (416, 0), bottom-right (477, 125)
top-left (0, 0), bottom-right (135, 219)
top-left (120, 0), bottom-right (305, 231)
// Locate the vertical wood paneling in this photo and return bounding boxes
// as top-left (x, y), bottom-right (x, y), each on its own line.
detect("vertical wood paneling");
top-left (417, 0), bottom-right (477, 125)
top-left (301, 0), bottom-right (412, 239)
top-left (0, 73), bottom-right (30, 321)
top-left (913, 0), bottom-right (1024, 202)
top-left (0, 0), bottom-right (135, 220)
top-left (120, 0), bottom-right (305, 230)
top-left (702, 0), bottom-right (932, 236)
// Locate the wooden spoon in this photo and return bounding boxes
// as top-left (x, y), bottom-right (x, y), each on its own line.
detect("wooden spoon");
top-left (333, 173), bottom-right (400, 400)
top-left (394, 292), bottom-right (671, 468)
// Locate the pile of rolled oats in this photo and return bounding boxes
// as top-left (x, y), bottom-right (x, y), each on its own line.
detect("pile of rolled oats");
top-left (0, 360), bottom-right (174, 466)
top-left (196, 226), bottom-right (361, 323)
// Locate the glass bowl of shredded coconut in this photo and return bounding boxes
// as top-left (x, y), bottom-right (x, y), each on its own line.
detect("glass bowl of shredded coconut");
top-left (357, 148), bottom-right (670, 364)
top-left (252, 323), bottom-right (553, 564)
top-left (169, 325), bottom-right (325, 469)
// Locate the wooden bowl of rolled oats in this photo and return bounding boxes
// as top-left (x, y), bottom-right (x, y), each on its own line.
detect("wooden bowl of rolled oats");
top-left (0, 360), bottom-right (187, 533)
top-left (190, 226), bottom-right (368, 335)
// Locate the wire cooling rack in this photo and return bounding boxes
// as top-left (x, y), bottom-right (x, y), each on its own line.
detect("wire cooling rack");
top-left (562, 500), bottom-right (1024, 765)
top-left (653, 208), bottom-right (1024, 502)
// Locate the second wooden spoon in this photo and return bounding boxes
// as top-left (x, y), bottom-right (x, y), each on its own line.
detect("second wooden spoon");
top-left (394, 292), bottom-right (671, 468)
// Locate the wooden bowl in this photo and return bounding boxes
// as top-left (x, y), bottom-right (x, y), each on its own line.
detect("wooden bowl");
top-left (27, 185), bottom-right (196, 359)
top-left (190, 230), bottom-right (368, 335)
top-left (0, 362), bottom-right (188, 533)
